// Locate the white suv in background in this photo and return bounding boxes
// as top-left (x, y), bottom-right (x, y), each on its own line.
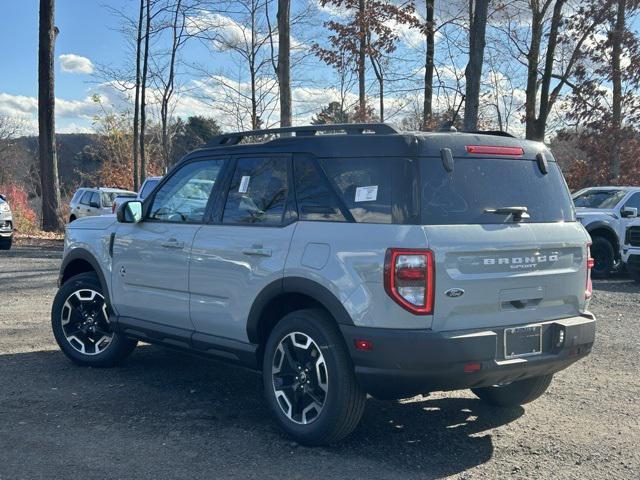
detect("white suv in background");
top-left (68, 187), bottom-right (136, 223)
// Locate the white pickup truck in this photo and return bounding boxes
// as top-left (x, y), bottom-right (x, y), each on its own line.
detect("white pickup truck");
top-left (573, 186), bottom-right (640, 277)
top-left (622, 220), bottom-right (640, 282)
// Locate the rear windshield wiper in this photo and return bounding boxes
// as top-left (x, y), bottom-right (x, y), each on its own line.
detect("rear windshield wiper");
top-left (484, 206), bottom-right (530, 221)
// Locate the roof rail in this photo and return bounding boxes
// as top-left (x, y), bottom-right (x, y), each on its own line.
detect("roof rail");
top-left (205, 123), bottom-right (399, 147)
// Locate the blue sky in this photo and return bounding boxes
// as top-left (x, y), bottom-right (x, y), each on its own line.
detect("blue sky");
top-left (0, 1), bottom-right (636, 136)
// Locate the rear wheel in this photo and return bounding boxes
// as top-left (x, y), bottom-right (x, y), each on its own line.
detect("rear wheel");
top-left (471, 374), bottom-right (553, 407)
top-left (263, 309), bottom-right (366, 446)
top-left (590, 236), bottom-right (614, 278)
top-left (51, 272), bottom-right (137, 367)
top-left (0, 236), bottom-right (11, 250)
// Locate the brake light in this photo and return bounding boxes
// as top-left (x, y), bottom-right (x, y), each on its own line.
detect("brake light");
top-left (465, 145), bottom-right (524, 156)
top-left (585, 243), bottom-right (593, 300)
top-left (384, 249), bottom-right (434, 315)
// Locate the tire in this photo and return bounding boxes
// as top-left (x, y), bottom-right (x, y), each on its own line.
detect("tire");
top-left (51, 272), bottom-right (137, 367)
top-left (262, 309), bottom-right (366, 446)
top-left (0, 236), bottom-right (11, 250)
top-left (471, 374), bottom-right (553, 407)
top-left (590, 236), bottom-right (614, 278)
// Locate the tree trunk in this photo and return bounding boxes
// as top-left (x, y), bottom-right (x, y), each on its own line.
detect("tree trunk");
top-left (161, 0), bottom-right (182, 169)
top-left (370, 55), bottom-right (384, 122)
top-left (132, 0), bottom-right (144, 191)
top-left (463, 0), bottom-right (489, 131)
top-left (277, 0), bottom-right (292, 127)
top-left (140, 0), bottom-right (151, 180)
top-left (524, 8), bottom-right (543, 140)
top-left (358, 0), bottom-right (366, 116)
top-left (611, 0), bottom-right (626, 180)
top-left (250, 3), bottom-right (258, 130)
top-left (422, 0), bottom-right (435, 130)
top-left (38, 0), bottom-right (62, 231)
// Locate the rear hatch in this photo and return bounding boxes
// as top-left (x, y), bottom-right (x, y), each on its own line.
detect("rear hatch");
top-left (420, 149), bottom-right (589, 333)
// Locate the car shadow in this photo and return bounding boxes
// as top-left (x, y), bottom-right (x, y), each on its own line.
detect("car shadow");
top-left (0, 344), bottom-right (524, 479)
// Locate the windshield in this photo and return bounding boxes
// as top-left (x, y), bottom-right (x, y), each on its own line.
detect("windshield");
top-left (573, 189), bottom-right (626, 209)
top-left (421, 157), bottom-right (575, 224)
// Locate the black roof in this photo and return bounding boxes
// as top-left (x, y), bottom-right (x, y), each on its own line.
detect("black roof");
top-left (187, 123), bottom-right (548, 161)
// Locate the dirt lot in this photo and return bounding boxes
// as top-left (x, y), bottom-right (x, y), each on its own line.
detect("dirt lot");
top-left (0, 243), bottom-right (638, 480)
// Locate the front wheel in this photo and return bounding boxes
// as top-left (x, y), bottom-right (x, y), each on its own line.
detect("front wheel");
top-left (471, 374), bottom-right (553, 407)
top-left (263, 309), bottom-right (366, 446)
top-left (590, 236), bottom-right (614, 278)
top-left (51, 272), bottom-right (137, 367)
top-left (0, 236), bottom-right (11, 250)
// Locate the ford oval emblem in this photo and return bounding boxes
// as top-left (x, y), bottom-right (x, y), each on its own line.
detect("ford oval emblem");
top-left (445, 288), bottom-right (465, 298)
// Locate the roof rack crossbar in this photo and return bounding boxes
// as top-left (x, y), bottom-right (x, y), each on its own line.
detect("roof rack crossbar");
top-left (205, 123), bottom-right (399, 147)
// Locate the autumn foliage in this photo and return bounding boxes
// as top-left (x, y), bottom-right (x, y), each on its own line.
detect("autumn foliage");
top-left (0, 183), bottom-right (38, 234)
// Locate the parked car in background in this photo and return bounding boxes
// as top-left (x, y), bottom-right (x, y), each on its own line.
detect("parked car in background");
top-left (54, 123), bottom-right (595, 445)
top-left (69, 187), bottom-right (136, 222)
top-left (0, 193), bottom-right (13, 250)
top-left (572, 186), bottom-right (640, 277)
top-left (138, 176), bottom-right (162, 201)
top-left (622, 221), bottom-right (640, 283)
top-left (111, 192), bottom-right (138, 214)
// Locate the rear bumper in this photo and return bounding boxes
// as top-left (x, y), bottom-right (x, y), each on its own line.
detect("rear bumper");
top-left (340, 313), bottom-right (595, 399)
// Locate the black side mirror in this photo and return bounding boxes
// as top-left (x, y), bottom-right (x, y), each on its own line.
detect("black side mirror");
top-left (117, 201), bottom-right (143, 223)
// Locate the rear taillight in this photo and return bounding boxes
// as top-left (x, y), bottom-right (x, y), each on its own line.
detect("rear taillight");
top-left (112, 202), bottom-right (116, 214)
top-left (384, 249), bottom-right (434, 315)
top-left (585, 243), bottom-right (593, 300)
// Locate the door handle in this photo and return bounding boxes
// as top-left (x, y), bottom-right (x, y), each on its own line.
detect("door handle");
top-left (161, 238), bottom-right (184, 249)
top-left (242, 247), bottom-right (272, 257)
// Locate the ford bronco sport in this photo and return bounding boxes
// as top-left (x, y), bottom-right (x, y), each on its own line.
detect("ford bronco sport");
top-left (52, 124), bottom-right (596, 445)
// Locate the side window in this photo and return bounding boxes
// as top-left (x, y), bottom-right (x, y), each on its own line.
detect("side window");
top-left (222, 157), bottom-right (288, 225)
top-left (294, 157), bottom-right (345, 222)
top-left (80, 191), bottom-right (92, 205)
top-left (624, 193), bottom-right (640, 210)
top-left (101, 192), bottom-right (113, 207)
top-left (90, 192), bottom-right (101, 207)
top-left (319, 157), bottom-right (418, 224)
top-left (148, 159), bottom-right (225, 223)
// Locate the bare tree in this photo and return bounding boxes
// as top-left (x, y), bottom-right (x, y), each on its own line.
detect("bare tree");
top-left (422, 0), bottom-right (435, 129)
top-left (611, 0), bottom-right (626, 179)
top-left (463, 0), bottom-right (489, 131)
top-left (140, 0), bottom-right (152, 180)
top-left (38, 0), bottom-right (62, 231)
top-left (132, 0), bottom-right (145, 190)
top-left (277, 0), bottom-right (292, 126)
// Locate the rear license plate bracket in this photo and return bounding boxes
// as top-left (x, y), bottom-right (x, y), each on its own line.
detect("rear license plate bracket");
top-left (504, 324), bottom-right (542, 359)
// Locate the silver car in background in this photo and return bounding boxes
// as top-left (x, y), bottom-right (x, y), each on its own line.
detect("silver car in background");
top-left (68, 187), bottom-right (136, 223)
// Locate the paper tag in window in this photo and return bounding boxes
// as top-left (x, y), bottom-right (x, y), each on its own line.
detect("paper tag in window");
top-left (239, 176), bottom-right (250, 193)
top-left (355, 185), bottom-right (378, 202)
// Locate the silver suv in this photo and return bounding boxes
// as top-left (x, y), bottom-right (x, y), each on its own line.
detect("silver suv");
top-left (52, 124), bottom-right (596, 445)
top-left (68, 187), bottom-right (136, 222)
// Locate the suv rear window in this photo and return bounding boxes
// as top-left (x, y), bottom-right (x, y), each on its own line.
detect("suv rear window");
top-left (318, 157), bottom-right (419, 224)
top-left (421, 157), bottom-right (575, 224)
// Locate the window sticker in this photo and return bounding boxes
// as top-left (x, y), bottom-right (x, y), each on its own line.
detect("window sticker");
top-left (355, 185), bottom-right (378, 202)
top-left (239, 175), bottom-right (251, 193)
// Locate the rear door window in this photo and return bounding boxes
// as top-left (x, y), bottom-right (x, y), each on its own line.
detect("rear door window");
top-left (421, 157), bottom-right (575, 224)
top-left (294, 157), bottom-right (346, 222)
top-left (90, 192), bottom-right (101, 207)
top-left (318, 157), bottom-right (419, 224)
top-left (222, 157), bottom-right (289, 225)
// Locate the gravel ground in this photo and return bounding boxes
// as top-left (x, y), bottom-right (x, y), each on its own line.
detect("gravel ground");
top-left (0, 243), bottom-right (638, 480)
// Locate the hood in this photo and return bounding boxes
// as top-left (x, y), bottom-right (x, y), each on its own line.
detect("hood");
top-left (67, 215), bottom-right (117, 230)
top-left (575, 207), bottom-right (617, 217)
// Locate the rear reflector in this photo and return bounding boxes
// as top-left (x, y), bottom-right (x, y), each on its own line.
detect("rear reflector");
top-left (355, 339), bottom-right (373, 351)
top-left (463, 362), bottom-right (482, 373)
top-left (466, 145), bottom-right (524, 156)
top-left (585, 243), bottom-right (594, 300)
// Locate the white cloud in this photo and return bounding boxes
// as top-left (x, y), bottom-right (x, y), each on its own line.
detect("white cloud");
top-left (59, 54), bottom-right (94, 74)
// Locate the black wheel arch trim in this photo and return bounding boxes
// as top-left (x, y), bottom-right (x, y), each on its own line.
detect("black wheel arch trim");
top-left (59, 248), bottom-right (111, 305)
top-left (585, 221), bottom-right (620, 252)
top-left (246, 276), bottom-right (355, 343)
